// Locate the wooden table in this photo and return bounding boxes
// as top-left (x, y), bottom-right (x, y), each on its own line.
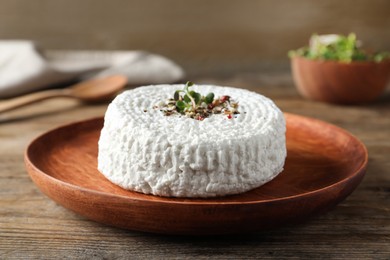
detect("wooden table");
top-left (1, 70), bottom-right (389, 259)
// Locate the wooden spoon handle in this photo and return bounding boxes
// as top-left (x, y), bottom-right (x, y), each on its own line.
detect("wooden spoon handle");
top-left (0, 89), bottom-right (71, 113)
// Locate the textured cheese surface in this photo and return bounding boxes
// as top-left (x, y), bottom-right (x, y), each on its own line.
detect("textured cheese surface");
top-left (98, 84), bottom-right (286, 198)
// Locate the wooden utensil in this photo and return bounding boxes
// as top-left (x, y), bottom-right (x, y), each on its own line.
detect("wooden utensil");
top-left (24, 114), bottom-right (368, 235)
top-left (0, 75), bottom-right (128, 113)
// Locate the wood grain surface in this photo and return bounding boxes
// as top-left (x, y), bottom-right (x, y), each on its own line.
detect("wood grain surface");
top-left (1, 69), bottom-right (390, 258)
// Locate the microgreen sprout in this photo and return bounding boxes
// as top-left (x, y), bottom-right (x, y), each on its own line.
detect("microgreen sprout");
top-left (155, 82), bottom-right (240, 120)
top-left (173, 81), bottom-right (215, 112)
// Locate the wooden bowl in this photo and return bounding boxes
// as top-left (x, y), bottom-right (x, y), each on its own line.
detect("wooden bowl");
top-left (24, 115), bottom-right (368, 235)
top-left (291, 56), bottom-right (390, 104)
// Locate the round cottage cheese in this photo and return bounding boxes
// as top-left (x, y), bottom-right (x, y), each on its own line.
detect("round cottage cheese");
top-left (98, 84), bottom-right (286, 198)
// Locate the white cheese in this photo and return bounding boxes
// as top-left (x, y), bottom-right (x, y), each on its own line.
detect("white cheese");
top-left (98, 84), bottom-right (286, 197)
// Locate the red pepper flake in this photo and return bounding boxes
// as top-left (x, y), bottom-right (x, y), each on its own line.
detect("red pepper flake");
top-left (220, 95), bottom-right (230, 103)
top-left (227, 114), bottom-right (232, 119)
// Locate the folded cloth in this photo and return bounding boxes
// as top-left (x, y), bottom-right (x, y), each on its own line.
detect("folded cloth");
top-left (0, 41), bottom-right (185, 98)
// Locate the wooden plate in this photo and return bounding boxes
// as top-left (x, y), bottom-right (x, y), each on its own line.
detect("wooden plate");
top-left (25, 113), bottom-right (368, 235)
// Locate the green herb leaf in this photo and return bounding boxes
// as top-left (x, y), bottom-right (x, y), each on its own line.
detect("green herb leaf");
top-left (193, 92), bottom-right (201, 105)
top-left (176, 100), bottom-right (186, 112)
top-left (184, 81), bottom-right (193, 93)
top-left (374, 52), bottom-right (390, 62)
top-left (187, 90), bottom-right (201, 104)
top-left (205, 93), bottom-right (214, 104)
top-left (184, 94), bottom-right (191, 103)
top-left (174, 90), bottom-right (182, 101)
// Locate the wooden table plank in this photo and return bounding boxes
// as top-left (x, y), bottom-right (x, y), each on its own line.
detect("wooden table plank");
top-left (1, 71), bottom-right (389, 259)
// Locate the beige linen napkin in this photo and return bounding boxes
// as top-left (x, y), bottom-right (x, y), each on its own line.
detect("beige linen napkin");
top-left (0, 41), bottom-right (185, 98)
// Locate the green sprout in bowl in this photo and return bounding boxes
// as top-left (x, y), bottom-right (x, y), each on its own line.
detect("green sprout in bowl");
top-left (288, 33), bottom-right (390, 63)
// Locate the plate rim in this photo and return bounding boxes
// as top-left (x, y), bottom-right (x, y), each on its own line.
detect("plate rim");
top-left (24, 113), bottom-right (368, 206)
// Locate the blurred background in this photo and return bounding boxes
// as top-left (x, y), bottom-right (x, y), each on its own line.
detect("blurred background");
top-left (1, 0), bottom-right (389, 74)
